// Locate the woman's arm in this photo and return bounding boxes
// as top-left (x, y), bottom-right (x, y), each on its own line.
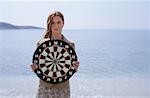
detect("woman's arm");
top-left (71, 42), bottom-right (80, 71)
top-left (30, 43), bottom-right (39, 72)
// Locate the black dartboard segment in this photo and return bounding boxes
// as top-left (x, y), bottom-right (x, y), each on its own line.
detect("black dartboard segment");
top-left (32, 39), bottom-right (78, 84)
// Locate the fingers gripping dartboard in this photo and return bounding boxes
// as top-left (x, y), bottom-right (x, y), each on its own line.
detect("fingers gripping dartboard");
top-left (32, 39), bottom-right (78, 84)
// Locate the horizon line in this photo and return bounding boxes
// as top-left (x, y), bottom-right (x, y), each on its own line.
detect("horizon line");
top-left (0, 21), bottom-right (149, 30)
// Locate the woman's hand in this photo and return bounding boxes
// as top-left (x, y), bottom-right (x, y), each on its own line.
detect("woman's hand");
top-left (30, 63), bottom-right (38, 72)
top-left (30, 61), bottom-right (79, 72)
top-left (73, 61), bottom-right (80, 71)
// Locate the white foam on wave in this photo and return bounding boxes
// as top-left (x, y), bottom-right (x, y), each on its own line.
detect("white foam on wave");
top-left (0, 75), bottom-right (149, 98)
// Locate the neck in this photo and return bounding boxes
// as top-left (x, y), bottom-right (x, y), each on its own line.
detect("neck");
top-left (51, 32), bottom-right (62, 39)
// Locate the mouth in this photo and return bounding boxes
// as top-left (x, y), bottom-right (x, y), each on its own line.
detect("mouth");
top-left (54, 29), bottom-right (59, 31)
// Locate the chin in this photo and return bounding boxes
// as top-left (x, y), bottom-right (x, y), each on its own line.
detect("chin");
top-left (54, 31), bottom-right (60, 33)
top-left (54, 31), bottom-right (61, 33)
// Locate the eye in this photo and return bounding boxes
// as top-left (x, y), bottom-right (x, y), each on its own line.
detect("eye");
top-left (57, 21), bottom-right (61, 24)
top-left (52, 22), bottom-right (55, 24)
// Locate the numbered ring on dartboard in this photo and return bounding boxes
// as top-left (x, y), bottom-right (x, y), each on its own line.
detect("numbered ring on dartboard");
top-left (32, 39), bottom-right (78, 84)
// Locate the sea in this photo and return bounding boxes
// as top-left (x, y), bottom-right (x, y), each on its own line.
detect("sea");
top-left (0, 29), bottom-right (149, 98)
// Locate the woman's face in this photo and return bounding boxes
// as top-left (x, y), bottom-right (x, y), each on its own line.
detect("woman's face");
top-left (51, 16), bottom-right (64, 34)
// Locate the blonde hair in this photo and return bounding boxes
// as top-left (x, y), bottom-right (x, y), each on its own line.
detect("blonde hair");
top-left (43, 11), bottom-right (64, 39)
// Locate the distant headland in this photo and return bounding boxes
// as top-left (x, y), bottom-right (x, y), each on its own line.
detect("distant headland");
top-left (0, 22), bottom-right (44, 30)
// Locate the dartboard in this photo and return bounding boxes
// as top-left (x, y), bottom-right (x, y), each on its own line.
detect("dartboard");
top-left (32, 39), bottom-right (78, 84)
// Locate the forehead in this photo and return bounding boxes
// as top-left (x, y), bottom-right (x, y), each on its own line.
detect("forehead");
top-left (52, 16), bottom-right (63, 22)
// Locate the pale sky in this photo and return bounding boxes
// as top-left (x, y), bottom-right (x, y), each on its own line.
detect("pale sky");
top-left (0, 0), bottom-right (149, 30)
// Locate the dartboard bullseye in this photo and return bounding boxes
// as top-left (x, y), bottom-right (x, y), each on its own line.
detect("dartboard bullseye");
top-left (32, 39), bottom-right (78, 84)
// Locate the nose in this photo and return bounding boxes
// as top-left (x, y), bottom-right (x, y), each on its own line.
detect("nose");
top-left (53, 24), bottom-right (59, 29)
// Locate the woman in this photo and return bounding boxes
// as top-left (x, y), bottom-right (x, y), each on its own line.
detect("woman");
top-left (30, 11), bottom-right (79, 98)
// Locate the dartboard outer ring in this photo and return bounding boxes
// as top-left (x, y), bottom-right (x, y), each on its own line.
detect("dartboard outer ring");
top-left (32, 39), bottom-right (78, 84)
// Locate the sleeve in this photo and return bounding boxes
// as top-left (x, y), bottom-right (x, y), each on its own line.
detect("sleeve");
top-left (63, 36), bottom-right (75, 50)
top-left (70, 42), bottom-right (75, 50)
top-left (36, 42), bottom-right (40, 48)
top-left (36, 38), bottom-right (50, 48)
